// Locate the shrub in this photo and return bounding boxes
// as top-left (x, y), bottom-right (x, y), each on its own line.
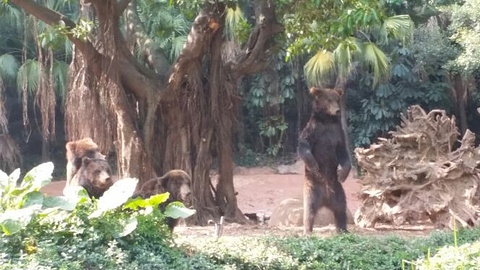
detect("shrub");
top-left (0, 163), bottom-right (197, 269)
top-left (413, 240), bottom-right (480, 269)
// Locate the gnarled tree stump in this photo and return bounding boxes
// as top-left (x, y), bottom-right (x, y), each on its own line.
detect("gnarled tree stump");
top-left (355, 105), bottom-right (480, 229)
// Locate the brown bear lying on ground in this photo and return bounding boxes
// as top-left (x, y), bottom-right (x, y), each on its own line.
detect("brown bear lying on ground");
top-left (298, 87), bottom-right (351, 234)
top-left (64, 138), bottom-right (113, 198)
top-left (134, 170), bottom-right (192, 232)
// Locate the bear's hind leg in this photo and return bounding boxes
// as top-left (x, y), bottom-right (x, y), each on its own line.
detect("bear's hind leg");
top-left (329, 181), bottom-right (348, 233)
top-left (303, 180), bottom-right (323, 235)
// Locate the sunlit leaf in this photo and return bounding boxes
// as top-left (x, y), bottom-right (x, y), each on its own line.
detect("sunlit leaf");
top-left (21, 191), bottom-right (44, 208)
top-left (21, 162), bottom-right (53, 191)
top-left (164, 201), bottom-right (196, 219)
top-left (304, 50), bottom-right (335, 86)
top-left (89, 178), bottom-right (139, 218)
top-left (117, 217), bottom-right (138, 237)
top-left (123, 192), bottom-right (170, 210)
top-left (379, 15), bottom-right (414, 45)
top-left (43, 196), bottom-right (78, 211)
top-left (361, 42), bottom-right (390, 87)
top-left (0, 206), bottom-right (38, 235)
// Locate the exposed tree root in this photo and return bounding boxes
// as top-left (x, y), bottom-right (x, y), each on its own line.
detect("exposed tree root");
top-left (355, 105), bottom-right (480, 229)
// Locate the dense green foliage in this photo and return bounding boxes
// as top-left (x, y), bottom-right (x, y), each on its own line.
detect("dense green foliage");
top-left (178, 227), bottom-right (480, 270)
top-left (4, 188), bottom-right (480, 270)
top-left (0, 163), bottom-right (196, 269)
top-left (414, 240), bottom-right (480, 269)
top-left (3, 164), bottom-right (480, 269)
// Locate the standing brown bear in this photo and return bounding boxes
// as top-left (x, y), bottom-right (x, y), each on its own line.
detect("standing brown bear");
top-left (298, 87), bottom-right (351, 234)
top-left (134, 170), bottom-right (192, 232)
top-left (64, 138), bottom-right (113, 198)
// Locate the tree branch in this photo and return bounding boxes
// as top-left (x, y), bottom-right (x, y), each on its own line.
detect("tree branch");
top-left (125, 0), bottom-right (170, 79)
top-left (232, 0), bottom-right (283, 77)
top-left (167, 9), bottom-right (221, 95)
top-left (9, 0), bottom-right (98, 58)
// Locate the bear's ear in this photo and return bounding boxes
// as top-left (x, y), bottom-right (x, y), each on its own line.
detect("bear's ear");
top-left (66, 141), bottom-right (76, 152)
top-left (334, 89), bottom-right (344, 97)
top-left (309, 87), bottom-right (321, 96)
top-left (82, 157), bottom-right (92, 166)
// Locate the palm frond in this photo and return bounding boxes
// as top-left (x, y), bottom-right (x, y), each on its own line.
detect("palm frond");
top-left (0, 54), bottom-right (20, 82)
top-left (379, 15), bottom-right (414, 45)
top-left (52, 60), bottom-right (68, 101)
top-left (0, 3), bottom-right (23, 33)
top-left (173, 14), bottom-right (190, 35)
top-left (156, 10), bottom-right (175, 33)
top-left (45, 0), bottom-right (66, 12)
top-left (304, 50), bottom-right (335, 87)
top-left (333, 38), bottom-right (361, 81)
top-left (360, 42), bottom-right (390, 86)
top-left (16, 59), bottom-right (41, 96)
top-left (64, 40), bottom-right (73, 58)
top-left (225, 6), bottom-right (245, 41)
top-left (170, 35), bottom-right (187, 61)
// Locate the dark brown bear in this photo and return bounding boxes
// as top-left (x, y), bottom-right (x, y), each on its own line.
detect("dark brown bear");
top-left (68, 157), bottom-right (114, 198)
top-left (65, 138), bottom-right (106, 185)
top-left (135, 170), bottom-right (192, 232)
top-left (298, 87), bottom-right (351, 234)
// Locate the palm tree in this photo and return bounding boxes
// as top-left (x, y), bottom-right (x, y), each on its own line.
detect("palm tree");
top-left (303, 14), bottom-right (414, 162)
top-left (0, 53), bottom-right (21, 172)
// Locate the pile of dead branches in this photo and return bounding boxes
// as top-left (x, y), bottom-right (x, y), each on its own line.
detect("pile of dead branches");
top-left (355, 105), bottom-right (480, 229)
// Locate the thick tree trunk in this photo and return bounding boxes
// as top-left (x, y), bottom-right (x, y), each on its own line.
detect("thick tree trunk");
top-left (13, 0), bottom-right (282, 226)
top-left (164, 0), bottom-right (282, 224)
top-left (207, 18), bottom-right (245, 222)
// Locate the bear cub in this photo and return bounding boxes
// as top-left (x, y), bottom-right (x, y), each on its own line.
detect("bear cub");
top-left (298, 87), bottom-right (351, 234)
top-left (135, 170), bottom-right (192, 232)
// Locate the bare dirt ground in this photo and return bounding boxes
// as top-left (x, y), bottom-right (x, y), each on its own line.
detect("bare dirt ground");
top-left (41, 165), bottom-right (437, 238)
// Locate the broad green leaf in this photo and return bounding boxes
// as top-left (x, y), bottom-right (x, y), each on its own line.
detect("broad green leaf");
top-left (164, 201), bottom-right (196, 219)
top-left (89, 178), bottom-right (138, 218)
top-left (0, 206), bottom-right (38, 235)
top-left (0, 169), bottom-right (8, 189)
top-left (43, 196), bottom-right (78, 211)
top-left (123, 197), bottom-right (147, 210)
top-left (0, 168), bottom-right (20, 193)
top-left (8, 168), bottom-right (20, 186)
top-left (21, 191), bottom-right (44, 208)
top-left (117, 217), bottom-right (138, 237)
top-left (123, 192), bottom-right (170, 210)
top-left (21, 162), bottom-right (54, 191)
top-left (63, 185), bottom-right (90, 200)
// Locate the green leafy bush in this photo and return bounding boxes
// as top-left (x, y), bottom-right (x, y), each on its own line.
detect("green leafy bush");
top-left (414, 240), bottom-right (480, 270)
top-left (0, 163), bottom-right (197, 269)
top-left (3, 163), bottom-right (480, 270)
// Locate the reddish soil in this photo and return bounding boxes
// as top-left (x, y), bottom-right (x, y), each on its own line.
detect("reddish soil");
top-left (41, 166), bottom-right (436, 238)
top-left (41, 166), bottom-right (362, 216)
